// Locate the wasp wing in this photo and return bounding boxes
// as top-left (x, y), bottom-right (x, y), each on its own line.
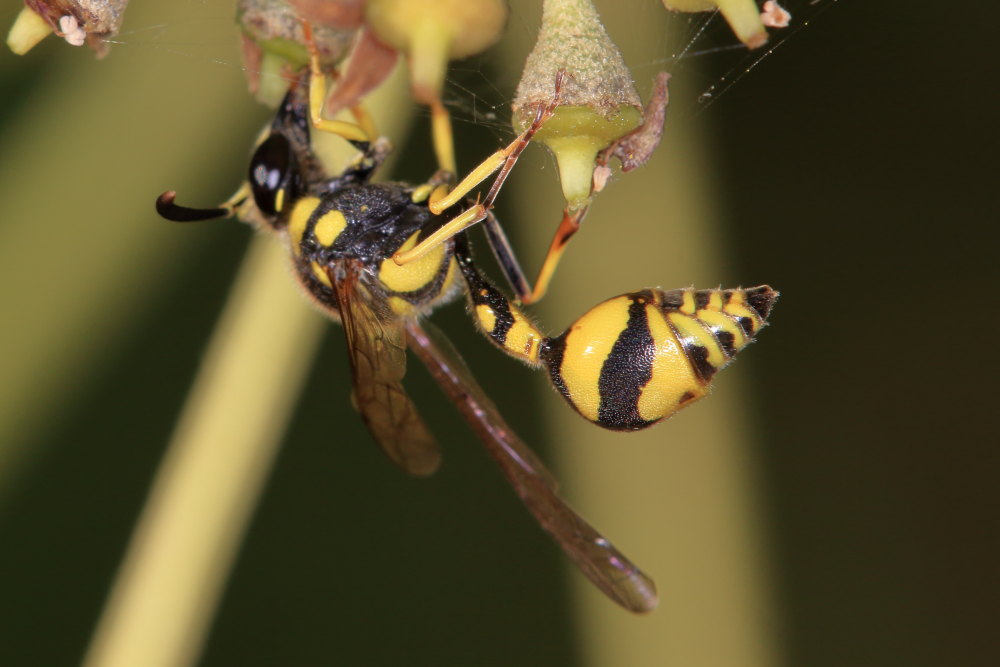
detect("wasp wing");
top-left (330, 261), bottom-right (441, 477)
top-left (405, 319), bottom-right (658, 613)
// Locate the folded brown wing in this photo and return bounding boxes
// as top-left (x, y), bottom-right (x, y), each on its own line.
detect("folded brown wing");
top-left (331, 261), bottom-right (441, 476)
top-left (406, 319), bottom-right (658, 613)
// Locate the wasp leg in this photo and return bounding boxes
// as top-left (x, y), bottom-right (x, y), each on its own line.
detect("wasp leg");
top-left (349, 103), bottom-right (378, 145)
top-left (392, 74), bottom-right (566, 277)
top-left (301, 21), bottom-right (373, 145)
top-left (392, 121), bottom-right (538, 271)
top-left (431, 100), bottom-right (457, 176)
top-left (520, 206), bottom-right (588, 304)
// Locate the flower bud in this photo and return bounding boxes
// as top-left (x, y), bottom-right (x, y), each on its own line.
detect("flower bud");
top-left (512, 0), bottom-right (643, 211)
top-left (365, 0), bottom-right (507, 105)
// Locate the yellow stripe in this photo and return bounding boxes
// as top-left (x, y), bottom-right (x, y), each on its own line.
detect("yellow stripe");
top-left (287, 196), bottom-right (320, 256)
top-left (680, 288), bottom-right (697, 314)
top-left (559, 296), bottom-right (632, 422)
top-left (637, 304), bottom-right (705, 422)
top-left (722, 301), bottom-right (761, 333)
top-left (379, 232), bottom-right (446, 293)
top-left (667, 312), bottom-right (726, 370)
top-left (504, 315), bottom-right (542, 366)
top-left (476, 304), bottom-right (497, 333)
top-left (313, 209), bottom-right (347, 247)
top-left (695, 309), bottom-right (747, 350)
top-left (310, 261), bottom-right (332, 287)
top-left (439, 258), bottom-right (459, 296)
top-left (388, 296), bottom-right (416, 316)
top-left (706, 289), bottom-right (724, 311)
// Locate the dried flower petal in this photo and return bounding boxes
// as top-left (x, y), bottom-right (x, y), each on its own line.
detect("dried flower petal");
top-left (760, 0), bottom-right (791, 29)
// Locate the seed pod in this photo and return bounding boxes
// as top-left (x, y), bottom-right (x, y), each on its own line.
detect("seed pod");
top-left (512, 0), bottom-right (643, 211)
top-left (661, 0), bottom-right (768, 49)
top-left (365, 0), bottom-right (508, 105)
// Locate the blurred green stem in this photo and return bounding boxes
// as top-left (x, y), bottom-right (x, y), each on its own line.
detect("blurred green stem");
top-left (82, 237), bottom-right (323, 667)
top-left (83, 64), bottom-right (412, 667)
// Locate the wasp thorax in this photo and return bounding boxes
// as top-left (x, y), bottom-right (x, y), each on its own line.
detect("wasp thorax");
top-left (542, 286), bottom-right (777, 431)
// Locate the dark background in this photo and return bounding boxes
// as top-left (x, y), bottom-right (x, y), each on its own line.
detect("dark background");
top-left (1, 1), bottom-right (997, 665)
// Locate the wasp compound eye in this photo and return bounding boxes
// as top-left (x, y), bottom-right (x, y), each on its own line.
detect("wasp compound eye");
top-left (249, 133), bottom-right (301, 218)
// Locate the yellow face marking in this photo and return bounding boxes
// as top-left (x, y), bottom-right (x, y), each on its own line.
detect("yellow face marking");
top-left (288, 196), bottom-right (321, 256)
top-left (313, 209), bottom-right (347, 247)
top-left (379, 232), bottom-right (446, 293)
top-left (638, 305), bottom-right (705, 422)
top-left (476, 304), bottom-right (497, 333)
top-left (680, 289), bottom-right (697, 315)
top-left (667, 312), bottom-right (726, 370)
top-left (707, 290), bottom-right (724, 311)
top-left (310, 261), bottom-right (332, 287)
top-left (559, 296), bottom-right (632, 422)
top-left (274, 188), bottom-right (286, 214)
top-left (696, 309), bottom-right (747, 350)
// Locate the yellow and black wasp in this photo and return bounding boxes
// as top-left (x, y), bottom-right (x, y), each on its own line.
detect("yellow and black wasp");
top-left (157, 75), bottom-right (775, 613)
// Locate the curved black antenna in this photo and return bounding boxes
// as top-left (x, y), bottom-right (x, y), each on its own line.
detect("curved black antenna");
top-left (156, 191), bottom-right (235, 222)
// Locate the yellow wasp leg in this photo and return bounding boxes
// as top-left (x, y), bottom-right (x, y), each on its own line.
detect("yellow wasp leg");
top-left (431, 100), bottom-right (457, 176)
top-left (396, 117), bottom-right (546, 267)
top-left (302, 21), bottom-right (372, 144)
top-left (521, 207), bottom-right (588, 305)
top-left (396, 86), bottom-right (560, 287)
top-left (350, 104), bottom-right (378, 144)
top-left (427, 144), bottom-right (510, 215)
top-left (393, 203), bottom-right (487, 265)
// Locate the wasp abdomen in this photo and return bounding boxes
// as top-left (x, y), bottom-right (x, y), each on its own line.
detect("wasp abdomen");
top-left (542, 286), bottom-right (777, 431)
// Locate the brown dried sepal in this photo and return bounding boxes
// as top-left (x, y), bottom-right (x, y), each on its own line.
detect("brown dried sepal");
top-left (600, 72), bottom-right (671, 173)
top-left (320, 26), bottom-right (398, 117)
top-left (287, 0), bottom-right (365, 30)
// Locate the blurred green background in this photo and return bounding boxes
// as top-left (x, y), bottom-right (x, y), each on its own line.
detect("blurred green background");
top-left (1, 1), bottom-right (997, 665)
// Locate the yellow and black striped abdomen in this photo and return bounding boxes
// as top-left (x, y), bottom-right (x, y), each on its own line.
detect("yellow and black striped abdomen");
top-left (541, 286), bottom-right (777, 431)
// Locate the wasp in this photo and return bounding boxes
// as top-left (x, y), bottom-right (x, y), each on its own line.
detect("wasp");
top-left (157, 74), bottom-right (775, 613)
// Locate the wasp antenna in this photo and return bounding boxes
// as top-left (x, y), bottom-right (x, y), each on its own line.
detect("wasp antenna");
top-left (156, 191), bottom-right (232, 222)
